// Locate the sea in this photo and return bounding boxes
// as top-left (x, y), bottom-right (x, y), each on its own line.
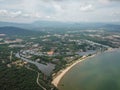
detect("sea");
top-left (58, 49), bottom-right (120, 90)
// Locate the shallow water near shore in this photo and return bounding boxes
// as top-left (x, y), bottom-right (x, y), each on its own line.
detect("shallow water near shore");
top-left (58, 50), bottom-right (120, 90)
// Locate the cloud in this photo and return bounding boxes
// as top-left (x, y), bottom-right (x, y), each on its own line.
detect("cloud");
top-left (111, 11), bottom-right (120, 17)
top-left (80, 4), bottom-right (94, 12)
top-left (0, 0), bottom-right (120, 23)
top-left (53, 3), bottom-right (63, 12)
top-left (0, 9), bottom-right (41, 18)
top-left (46, 16), bottom-right (51, 19)
top-left (0, 9), bottom-right (22, 17)
top-left (99, 0), bottom-right (120, 4)
top-left (0, 9), bottom-right (7, 14)
top-left (109, 0), bottom-right (120, 2)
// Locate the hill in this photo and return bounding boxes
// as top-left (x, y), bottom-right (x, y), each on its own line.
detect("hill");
top-left (0, 21), bottom-right (120, 32)
top-left (0, 26), bottom-right (40, 36)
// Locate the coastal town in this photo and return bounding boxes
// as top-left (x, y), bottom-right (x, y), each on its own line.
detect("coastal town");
top-left (0, 0), bottom-right (120, 89)
top-left (0, 27), bottom-right (120, 90)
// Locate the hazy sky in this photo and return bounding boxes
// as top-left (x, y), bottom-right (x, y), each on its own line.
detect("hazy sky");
top-left (0, 0), bottom-right (120, 23)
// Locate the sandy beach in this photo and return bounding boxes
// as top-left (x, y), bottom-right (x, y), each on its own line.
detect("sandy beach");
top-left (52, 48), bottom-right (117, 87)
top-left (52, 54), bottom-right (96, 87)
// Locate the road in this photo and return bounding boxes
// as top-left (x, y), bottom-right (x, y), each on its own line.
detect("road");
top-left (25, 66), bottom-right (47, 90)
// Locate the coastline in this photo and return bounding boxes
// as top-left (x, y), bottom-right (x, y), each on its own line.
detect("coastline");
top-left (51, 54), bottom-right (96, 87)
top-left (51, 47), bottom-right (118, 87)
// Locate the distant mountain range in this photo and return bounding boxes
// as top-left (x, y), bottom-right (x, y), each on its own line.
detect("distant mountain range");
top-left (0, 21), bottom-right (120, 32)
top-left (0, 21), bottom-right (32, 29)
top-left (0, 26), bottom-right (43, 36)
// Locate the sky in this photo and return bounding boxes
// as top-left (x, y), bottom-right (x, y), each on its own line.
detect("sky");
top-left (0, 0), bottom-right (120, 23)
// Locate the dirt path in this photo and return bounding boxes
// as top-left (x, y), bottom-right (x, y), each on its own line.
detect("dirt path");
top-left (25, 66), bottom-right (47, 90)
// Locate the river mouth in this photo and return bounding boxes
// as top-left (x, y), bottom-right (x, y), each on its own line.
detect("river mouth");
top-left (58, 50), bottom-right (120, 90)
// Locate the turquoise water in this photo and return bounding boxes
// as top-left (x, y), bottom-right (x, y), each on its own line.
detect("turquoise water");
top-left (58, 50), bottom-right (120, 90)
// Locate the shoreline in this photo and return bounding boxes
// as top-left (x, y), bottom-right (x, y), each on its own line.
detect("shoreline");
top-left (51, 47), bottom-right (118, 87)
top-left (51, 54), bottom-right (96, 87)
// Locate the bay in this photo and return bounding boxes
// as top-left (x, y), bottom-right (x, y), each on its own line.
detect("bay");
top-left (58, 50), bottom-right (120, 90)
